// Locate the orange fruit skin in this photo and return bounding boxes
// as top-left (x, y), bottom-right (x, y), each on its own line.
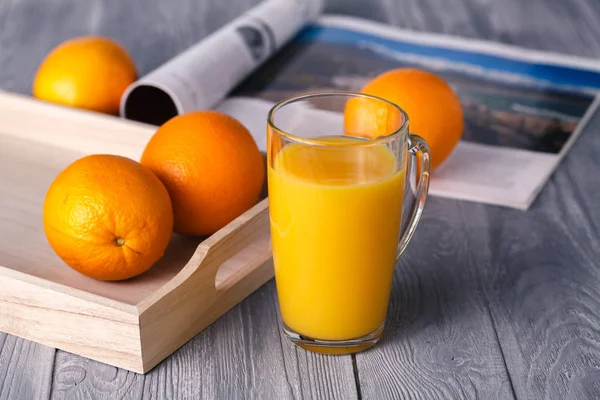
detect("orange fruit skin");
top-left (33, 36), bottom-right (137, 114)
top-left (346, 68), bottom-right (464, 169)
top-left (43, 155), bottom-right (173, 281)
top-left (141, 111), bottom-right (265, 236)
top-left (344, 96), bottom-right (403, 139)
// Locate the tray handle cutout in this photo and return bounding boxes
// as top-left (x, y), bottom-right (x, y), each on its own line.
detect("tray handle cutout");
top-left (214, 232), bottom-right (272, 292)
top-left (196, 199), bottom-right (273, 294)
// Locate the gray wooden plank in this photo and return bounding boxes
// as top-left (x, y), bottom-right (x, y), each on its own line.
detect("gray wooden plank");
top-left (51, 283), bottom-right (358, 400)
top-left (52, 353), bottom-right (142, 400)
top-left (426, 1), bottom-right (600, 398)
top-left (326, 0), bottom-right (600, 57)
top-left (461, 113), bottom-right (600, 400)
top-left (0, 333), bottom-right (55, 400)
top-left (354, 198), bottom-right (515, 399)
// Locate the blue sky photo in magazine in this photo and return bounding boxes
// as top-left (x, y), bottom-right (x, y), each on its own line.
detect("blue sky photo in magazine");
top-left (234, 23), bottom-right (599, 154)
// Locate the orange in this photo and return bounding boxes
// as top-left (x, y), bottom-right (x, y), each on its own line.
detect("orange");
top-left (345, 68), bottom-right (463, 169)
top-left (43, 155), bottom-right (173, 281)
top-left (141, 111), bottom-right (265, 236)
top-left (33, 36), bottom-right (137, 114)
top-left (344, 96), bottom-right (403, 139)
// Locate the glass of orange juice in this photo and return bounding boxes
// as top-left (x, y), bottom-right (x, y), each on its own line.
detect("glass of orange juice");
top-left (267, 92), bottom-right (430, 354)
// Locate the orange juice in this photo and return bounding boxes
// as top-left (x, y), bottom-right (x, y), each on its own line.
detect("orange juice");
top-left (268, 137), bottom-right (405, 340)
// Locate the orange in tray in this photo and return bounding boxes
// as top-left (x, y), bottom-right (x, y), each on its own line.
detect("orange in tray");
top-left (345, 68), bottom-right (463, 169)
top-left (141, 111), bottom-right (265, 236)
top-left (43, 155), bottom-right (173, 281)
top-left (33, 36), bottom-right (137, 114)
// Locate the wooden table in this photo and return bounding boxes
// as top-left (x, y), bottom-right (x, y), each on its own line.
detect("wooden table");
top-left (1, 0), bottom-right (600, 398)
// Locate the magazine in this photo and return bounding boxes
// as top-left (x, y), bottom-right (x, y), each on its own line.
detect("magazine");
top-left (121, 0), bottom-right (600, 210)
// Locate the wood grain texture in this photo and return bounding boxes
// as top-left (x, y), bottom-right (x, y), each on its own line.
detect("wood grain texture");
top-left (137, 198), bottom-right (274, 373)
top-left (51, 282), bottom-right (358, 400)
top-left (355, 198), bottom-right (515, 399)
top-left (0, 334), bottom-right (55, 400)
top-left (326, 0), bottom-right (600, 57)
top-left (461, 110), bottom-right (600, 400)
top-left (1, 0), bottom-right (600, 398)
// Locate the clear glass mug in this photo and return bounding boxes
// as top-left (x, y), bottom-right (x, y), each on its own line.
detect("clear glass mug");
top-left (267, 92), bottom-right (430, 354)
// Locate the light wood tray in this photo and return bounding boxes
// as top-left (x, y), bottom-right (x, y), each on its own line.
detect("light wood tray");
top-left (0, 91), bottom-right (273, 373)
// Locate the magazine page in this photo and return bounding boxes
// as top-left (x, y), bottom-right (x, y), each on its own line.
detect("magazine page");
top-left (220, 15), bottom-right (600, 210)
top-left (119, 0), bottom-right (324, 125)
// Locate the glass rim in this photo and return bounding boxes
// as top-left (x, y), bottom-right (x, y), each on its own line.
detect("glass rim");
top-left (267, 91), bottom-right (409, 147)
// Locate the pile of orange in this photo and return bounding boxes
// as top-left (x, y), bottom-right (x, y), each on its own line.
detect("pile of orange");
top-left (43, 111), bottom-right (264, 281)
top-left (38, 36), bottom-right (461, 282)
top-left (38, 36), bottom-right (265, 282)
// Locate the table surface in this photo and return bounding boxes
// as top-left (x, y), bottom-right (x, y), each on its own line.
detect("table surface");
top-left (1, 0), bottom-right (600, 399)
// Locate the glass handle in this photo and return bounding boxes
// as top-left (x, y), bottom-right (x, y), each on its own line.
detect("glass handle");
top-left (397, 134), bottom-right (431, 259)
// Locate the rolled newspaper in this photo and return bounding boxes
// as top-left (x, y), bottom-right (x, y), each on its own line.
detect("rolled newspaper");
top-left (120, 0), bottom-right (324, 125)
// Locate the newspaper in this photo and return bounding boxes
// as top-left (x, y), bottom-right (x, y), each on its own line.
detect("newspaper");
top-left (121, 3), bottom-right (600, 210)
top-left (120, 0), bottom-right (324, 123)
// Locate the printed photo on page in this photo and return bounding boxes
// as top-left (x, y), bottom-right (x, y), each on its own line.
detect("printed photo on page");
top-left (221, 15), bottom-right (600, 210)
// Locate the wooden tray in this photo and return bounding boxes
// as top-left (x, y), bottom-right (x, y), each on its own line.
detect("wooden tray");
top-left (0, 91), bottom-right (273, 373)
